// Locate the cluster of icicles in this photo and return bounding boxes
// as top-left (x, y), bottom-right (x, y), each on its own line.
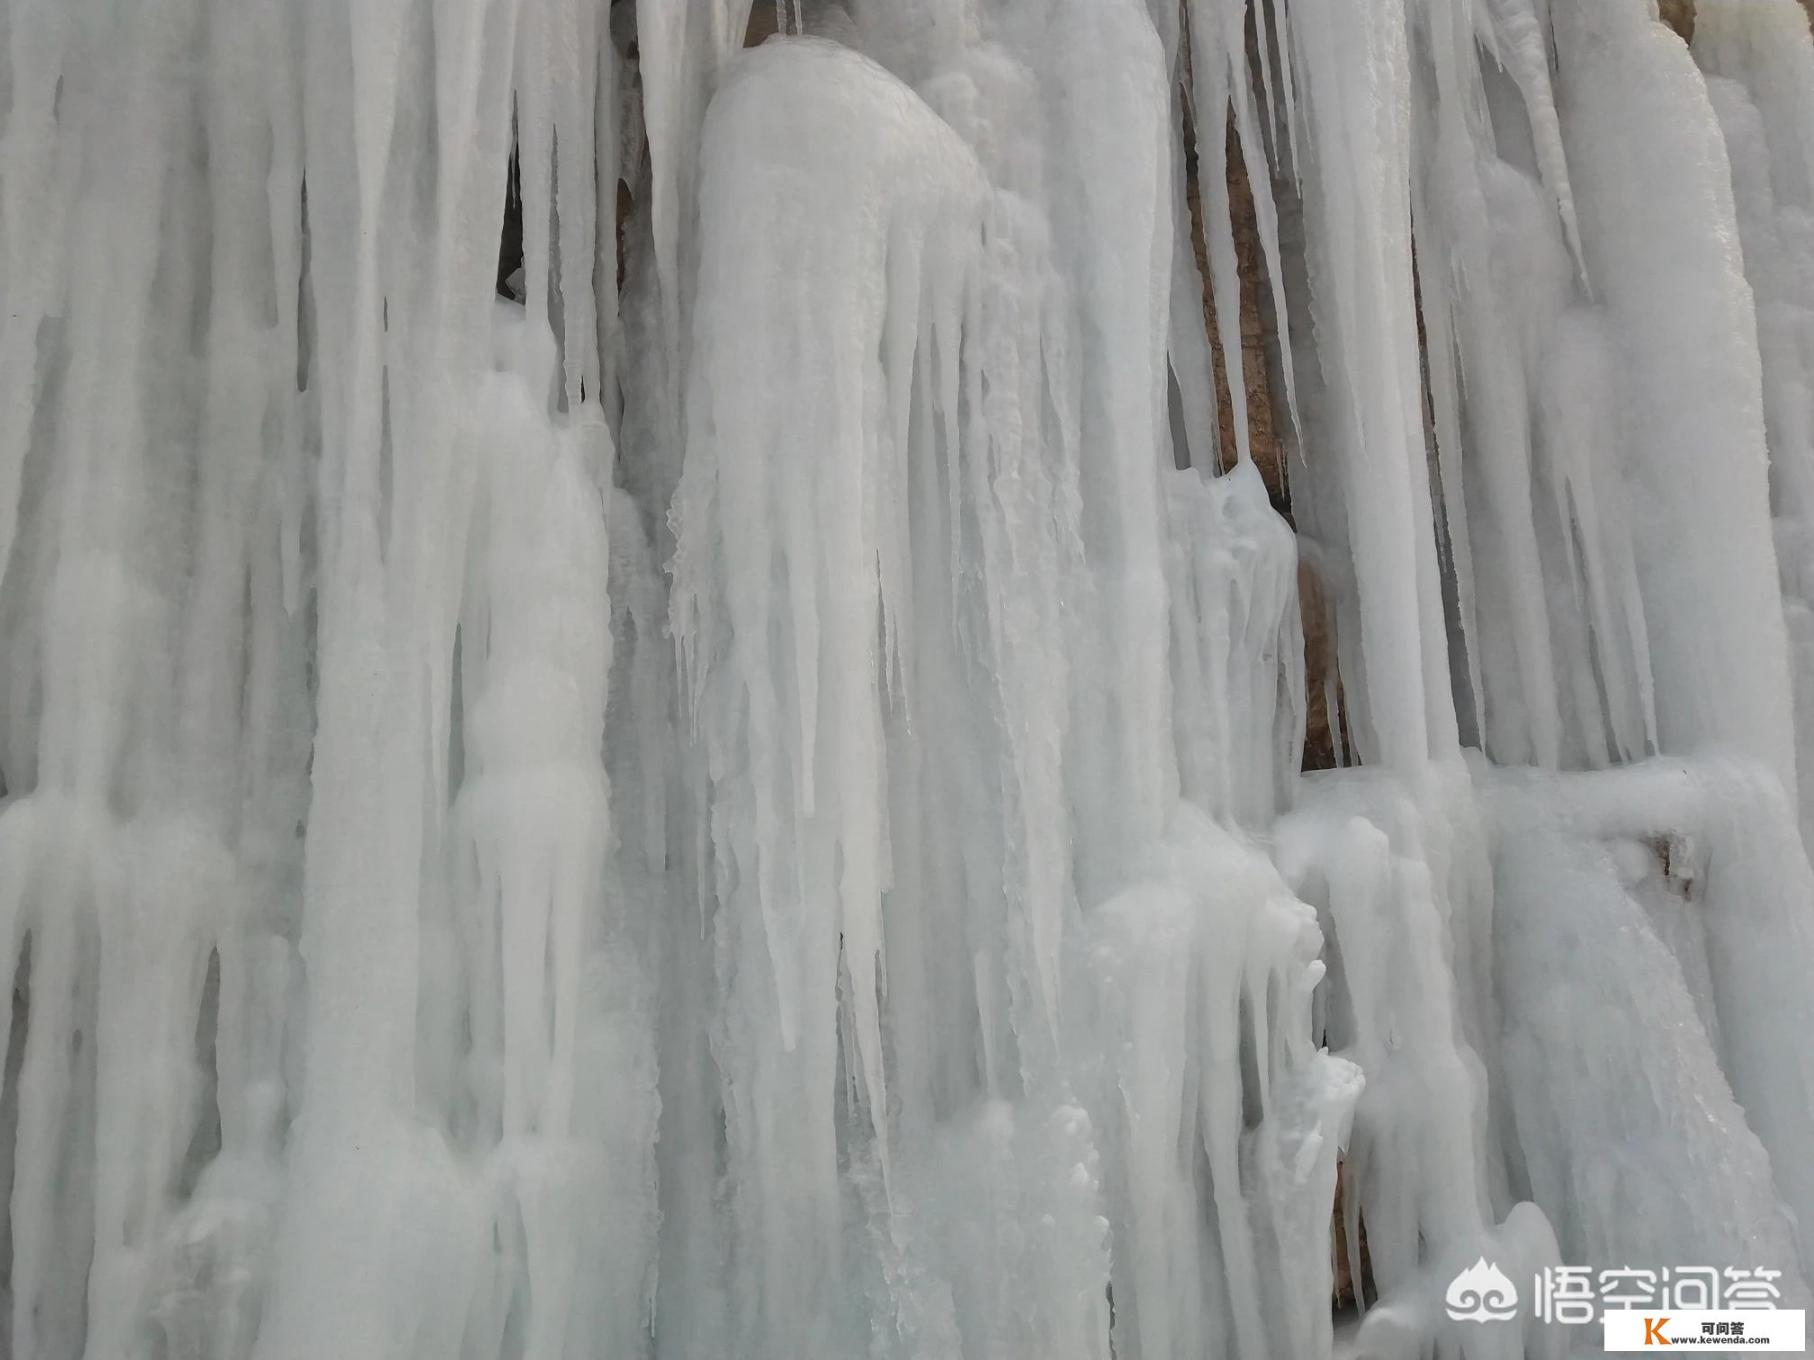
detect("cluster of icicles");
top-left (5, 0), bottom-right (1814, 1356)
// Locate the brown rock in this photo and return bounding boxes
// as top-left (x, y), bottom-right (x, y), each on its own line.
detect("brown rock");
top-left (1183, 109), bottom-right (1286, 506)
top-left (1331, 1160), bottom-right (1373, 1307)
top-left (745, 4), bottom-right (781, 45)
top-left (1299, 557), bottom-right (1346, 772)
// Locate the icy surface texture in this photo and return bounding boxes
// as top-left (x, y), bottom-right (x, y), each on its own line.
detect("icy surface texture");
top-left (3, 0), bottom-right (1814, 1357)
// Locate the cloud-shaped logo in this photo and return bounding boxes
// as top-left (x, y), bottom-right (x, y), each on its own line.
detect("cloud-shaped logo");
top-left (1445, 1258), bottom-right (1520, 1323)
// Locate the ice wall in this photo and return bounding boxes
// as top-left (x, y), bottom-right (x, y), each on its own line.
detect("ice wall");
top-left (2, 0), bottom-right (1814, 1357)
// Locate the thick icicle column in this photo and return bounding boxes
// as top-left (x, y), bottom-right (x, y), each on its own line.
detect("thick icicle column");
top-left (2, 0), bottom-right (1814, 1356)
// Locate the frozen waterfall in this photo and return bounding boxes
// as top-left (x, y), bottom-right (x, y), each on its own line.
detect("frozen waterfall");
top-left (3, 0), bottom-right (1814, 1356)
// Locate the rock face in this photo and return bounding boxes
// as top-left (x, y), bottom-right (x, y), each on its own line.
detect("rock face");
top-left (1663, 0), bottom-right (1814, 41)
top-left (746, 4), bottom-right (782, 44)
top-left (1331, 1161), bottom-right (1373, 1307)
top-left (1185, 125), bottom-right (1286, 501)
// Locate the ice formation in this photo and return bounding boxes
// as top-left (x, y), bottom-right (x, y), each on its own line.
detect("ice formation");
top-left (4, 0), bottom-right (1814, 1356)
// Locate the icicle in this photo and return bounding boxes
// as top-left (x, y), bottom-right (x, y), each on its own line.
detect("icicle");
top-left (634, 0), bottom-right (756, 441)
top-left (1276, 0), bottom-right (1459, 771)
top-left (1553, 0), bottom-right (1799, 802)
top-left (1036, 0), bottom-right (1178, 899)
top-left (1185, 0), bottom-right (1253, 467)
top-left (1481, 0), bottom-right (1590, 284)
top-left (1165, 461), bottom-right (1304, 826)
top-left (671, 41), bottom-right (985, 1353)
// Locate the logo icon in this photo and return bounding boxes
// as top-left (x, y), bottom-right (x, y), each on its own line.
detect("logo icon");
top-left (1446, 1258), bottom-right (1521, 1323)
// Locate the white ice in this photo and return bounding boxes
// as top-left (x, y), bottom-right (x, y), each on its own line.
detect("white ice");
top-left (3, 0), bottom-right (1814, 1357)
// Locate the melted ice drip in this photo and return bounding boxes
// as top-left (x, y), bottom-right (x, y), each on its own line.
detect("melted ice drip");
top-left (3, 0), bottom-right (1814, 1358)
